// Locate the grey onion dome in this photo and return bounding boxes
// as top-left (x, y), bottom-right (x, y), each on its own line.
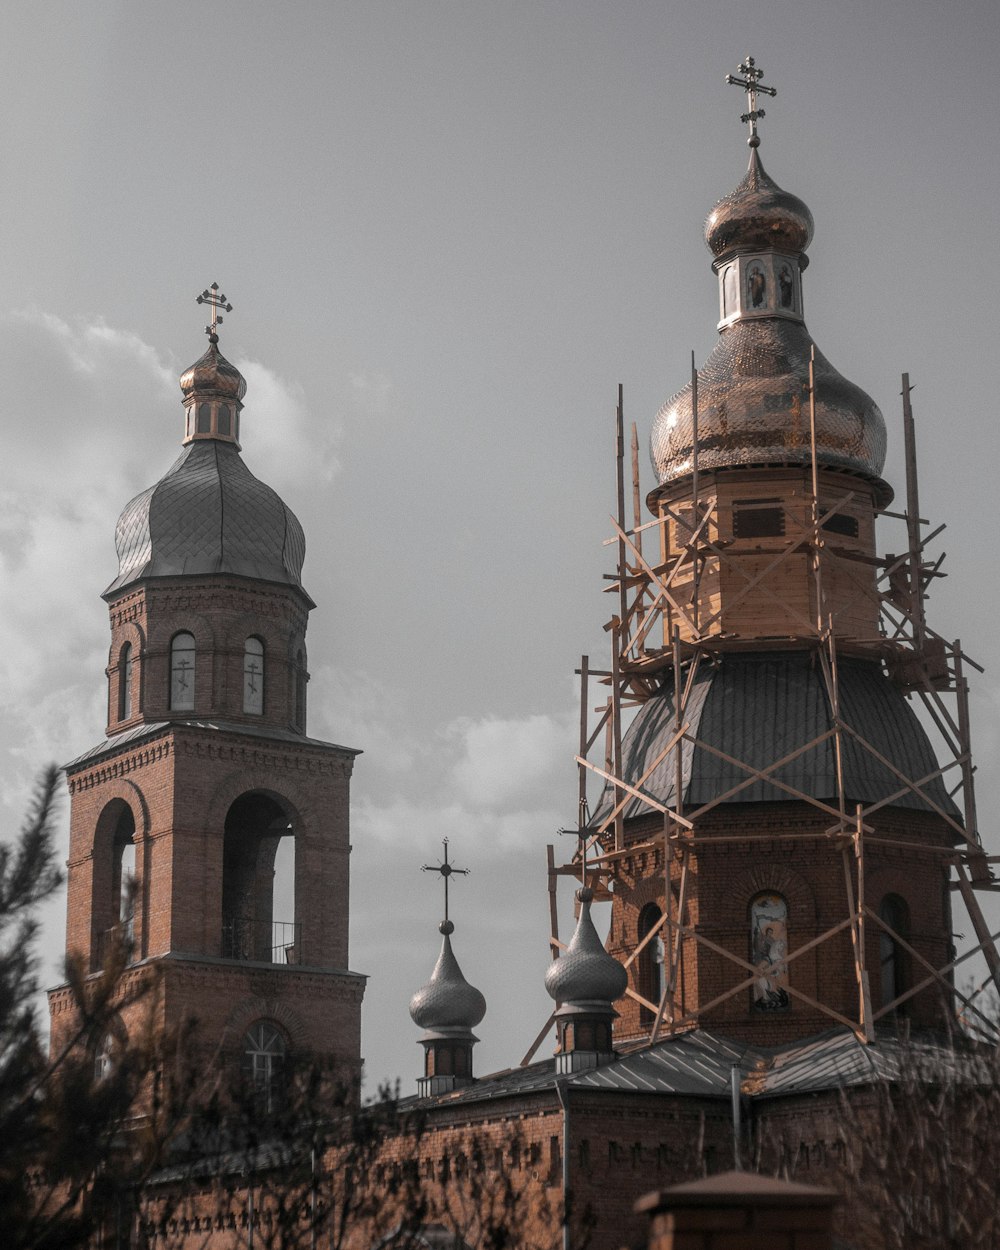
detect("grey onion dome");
top-left (179, 336), bottom-right (247, 403)
top-left (409, 929), bottom-right (487, 1032)
top-left (103, 440), bottom-right (307, 598)
top-left (705, 148), bottom-right (813, 260)
top-left (544, 892), bottom-right (628, 1007)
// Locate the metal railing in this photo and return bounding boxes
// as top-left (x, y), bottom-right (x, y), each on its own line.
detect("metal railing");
top-left (221, 918), bottom-right (300, 965)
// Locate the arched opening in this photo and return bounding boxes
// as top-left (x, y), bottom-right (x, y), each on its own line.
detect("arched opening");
top-left (243, 637), bottom-right (264, 715)
top-left (637, 903), bottom-right (664, 1024)
top-left (93, 802), bottom-right (137, 969)
top-left (242, 1020), bottom-right (287, 1113)
top-left (169, 632), bottom-right (196, 712)
top-left (879, 893), bottom-right (911, 1012)
top-left (750, 892), bottom-right (789, 1011)
top-left (221, 793), bottom-right (297, 964)
top-left (118, 642), bottom-right (134, 721)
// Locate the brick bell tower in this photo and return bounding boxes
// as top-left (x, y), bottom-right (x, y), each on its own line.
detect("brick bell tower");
top-left (48, 286), bottom-right (365, 1096)
top-left (554, 59), bottom-right (1000, 1054)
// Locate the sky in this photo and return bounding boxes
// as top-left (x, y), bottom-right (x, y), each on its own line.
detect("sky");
top-left (2, 0), bottom-right (1000, 1092)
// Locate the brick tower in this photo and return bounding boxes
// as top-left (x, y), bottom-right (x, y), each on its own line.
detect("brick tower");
top-left (48, 288), bottom-right (365, 1098)
top-left (549, 58), bottom-right (1000, 1053)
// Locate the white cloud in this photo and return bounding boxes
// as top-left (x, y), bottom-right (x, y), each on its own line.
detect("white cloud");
top-left (448, 711), bottom-right (573, 810)
top-left (237, 357), bottom-right (341, 486)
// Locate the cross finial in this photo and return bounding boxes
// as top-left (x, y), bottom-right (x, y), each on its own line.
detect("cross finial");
top-left (421, 838), bottom-right (470, 931)
top-left (196, 282), bottom-right (233, 342)
top-left (726, 55), bottom-right (776, 148)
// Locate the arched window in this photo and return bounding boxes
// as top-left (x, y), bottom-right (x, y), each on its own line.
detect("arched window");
top-left (751, 893), bottom-right (789, 1011)
top-left (295, 648), bottom-right (306, 729)
top-left (879, 894), bottom-right (911, 1010)
top-left (118, 643), bottom-right (134, 721)
top-left (243, 1021), bottom-right (286, 1113)
top-left (218, 403), bottom-right (232, 436)
top-left (196, 402), bottom-right (211, 434)
top-left (243, 637), bottom-right (264, 715)
top-left (170, 632), bottom-right (196, 711)
top-left (637, 904), bottom-right (664, 1024)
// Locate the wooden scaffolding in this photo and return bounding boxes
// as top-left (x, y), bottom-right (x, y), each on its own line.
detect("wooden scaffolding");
top-left (524, 368), bottom-right (1000, 1064)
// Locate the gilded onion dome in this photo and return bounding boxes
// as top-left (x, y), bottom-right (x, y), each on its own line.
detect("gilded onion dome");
top-left (544, 889), bottom-right (628, 1008)
top-left (649, 149), bottom-right (888, 492)
top-left (103, 331), bottom-right (308, 600)
top-left (409, 920), bottom-right (487, 1033)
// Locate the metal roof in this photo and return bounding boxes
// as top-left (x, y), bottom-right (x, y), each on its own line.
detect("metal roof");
top-left (64, 718), bottom-right (360, 773)
top-left (594, 652), bottom-right (959, 823)
top-left (407, 1026), bottom-right (975, 1111)
top-left (104, 440), bottom-right (307, 599)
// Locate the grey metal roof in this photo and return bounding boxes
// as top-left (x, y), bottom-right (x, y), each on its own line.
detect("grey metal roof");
top-left (406, 1026), bottom-right (975, 1110)
top-left (594, 652), bottom-right (959, 822)
top-left (64, 718), bottom-right (360, 772)
top-left (104, 440), bottom-right (307, 598)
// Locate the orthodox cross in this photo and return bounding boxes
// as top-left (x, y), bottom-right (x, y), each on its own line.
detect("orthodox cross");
top-left (421, 838), bottom-right (469, 926)
top-left (196, 282), bottom-right (233, 339)
top-left (726, 55), bottom-right (776, 148)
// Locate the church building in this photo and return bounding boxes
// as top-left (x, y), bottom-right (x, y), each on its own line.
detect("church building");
top-left (44, 59), bottom-right (1000, 1250)
top-left (48, 286), bottom-right (366, 1104)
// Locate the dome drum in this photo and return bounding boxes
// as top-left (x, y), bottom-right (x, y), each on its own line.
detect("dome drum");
top-left (716, 252), bottom-right (804, 329)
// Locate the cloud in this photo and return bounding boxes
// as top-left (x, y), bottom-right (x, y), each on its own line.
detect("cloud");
top-left (448, 711), bottom-right (574, 810)
top-left (237, 357), bottom-right (341, 486)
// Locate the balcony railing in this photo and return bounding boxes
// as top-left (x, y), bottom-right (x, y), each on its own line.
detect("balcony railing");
top-left (221, 918), bottom-right (301, 965)
top-left (95, 917), bottom-right (135, 969)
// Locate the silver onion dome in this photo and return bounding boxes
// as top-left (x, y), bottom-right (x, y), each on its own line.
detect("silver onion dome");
top-left (544, 891), bottom-right (628, 1007)
top-left (104, 441), bottom-right (307, 597)
top-left (409, 923), bottom-right (487, 1033)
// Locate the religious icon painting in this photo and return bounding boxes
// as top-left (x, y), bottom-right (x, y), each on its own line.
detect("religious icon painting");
top-left (751, 892), bottom-right (790, 1010)
top-left (778, 261), bottom-right (795, 310)
top-left (746, 261), bottom-right (768, 310)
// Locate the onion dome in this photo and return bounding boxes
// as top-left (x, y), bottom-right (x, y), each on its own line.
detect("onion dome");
top-left (103, 337), bottom-right (308, 600)
top-left (409, 920), bottom-right (487, 1033)
top-left (545, 890), bottom-right (628, 1008)
top-left (649, 151), bottom-right (888, 493)
top-left (705, 149), bottom-right (813, 260)
top-left (179, 336), bottom-right (247, 404)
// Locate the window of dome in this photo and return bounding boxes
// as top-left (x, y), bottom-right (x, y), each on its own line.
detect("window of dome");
top-left (243, 637), bottom-right (264, 715)
top-left (637, 904), bottom-right (664, 1025)
top-left (170, 632), bottom-right (196, 711)
top-left (879, 894), bottom-right (911, 1012)
top-left (196, 403), bottom-right (211, 434)
top-left (218, 404), bottom-right (231, 436)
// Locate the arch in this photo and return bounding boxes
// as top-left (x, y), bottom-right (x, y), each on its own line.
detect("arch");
top-left (243, 636), bottom-right (265, 715)
top-left (221, 791), bottom-right (297, 963)
top-left (169, 631), bottom-right (196, 711)
top-left (879, 893), bottom-right (911, 1012)
top-left (92, 798), bottom-right (138, 970)
top-left (637, 903), bottom-right (664, 1024)
top-left (242, 1019), bottom-right (288, 1113)
top-left (750, 892), bottom-right (789, 1011)
top-left (118, 642), bottom-right (134, 721)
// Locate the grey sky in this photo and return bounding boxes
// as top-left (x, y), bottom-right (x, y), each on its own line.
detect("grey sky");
top-left (2, 1), bottom-right (999, 1091)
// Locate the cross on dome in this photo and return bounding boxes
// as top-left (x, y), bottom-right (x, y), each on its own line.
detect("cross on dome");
top-left (196, 282), bottom-right (233, 341)
top-left (726, 55), bottom-right (776, 148)
top-left (421, 838), bottom-right (470, 929)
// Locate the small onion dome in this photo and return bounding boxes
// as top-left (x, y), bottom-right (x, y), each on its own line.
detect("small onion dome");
top-left (409, 921), bottom-right (487, 1033)
top-left (544, 890), bottom-right (627, 1007)
top-left (705, 148), bottom-right (814, 261)
top-left (179, 335), bottom-right (247, 403)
